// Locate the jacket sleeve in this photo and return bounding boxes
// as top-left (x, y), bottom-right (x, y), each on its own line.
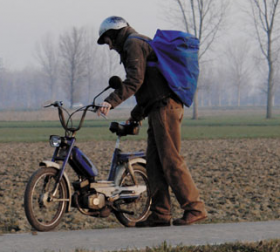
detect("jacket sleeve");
top-left (105, 38), bottom-right (150, 108)
top-left (130, 104), bottom-right (145, 122)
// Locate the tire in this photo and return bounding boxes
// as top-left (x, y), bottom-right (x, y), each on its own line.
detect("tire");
top-left (24, 167), bottom-right (68, 231)
top-left (114, 164), bottom-right (151, 227)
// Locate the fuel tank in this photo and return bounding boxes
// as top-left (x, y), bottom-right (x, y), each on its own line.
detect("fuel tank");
top-left (69, 146), bottom-right (98, 177)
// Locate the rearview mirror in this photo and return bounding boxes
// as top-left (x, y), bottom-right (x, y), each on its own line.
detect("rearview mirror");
top-left (92, 76), bottom-right (123, 105)
top-left (109, 76), bottom-right (122, 90)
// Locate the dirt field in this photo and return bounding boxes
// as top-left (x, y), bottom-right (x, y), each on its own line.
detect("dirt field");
top-left (0, 138), bottom-right (279, 233)
top-left (1, 106), bottom-right (279, 121)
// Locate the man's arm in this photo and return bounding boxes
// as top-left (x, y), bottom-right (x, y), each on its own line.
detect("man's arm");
top-left (104, 38), bottom-right (148, 109)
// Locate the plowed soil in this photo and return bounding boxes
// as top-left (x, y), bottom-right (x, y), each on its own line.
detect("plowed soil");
top-left (0, 138), bottom-right (280, 233)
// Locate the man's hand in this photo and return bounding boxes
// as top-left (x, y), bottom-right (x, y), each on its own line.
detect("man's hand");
top-left (126, 117), bottom-right (142, 126)
top-left (97, 102), bottom-right (112, 117)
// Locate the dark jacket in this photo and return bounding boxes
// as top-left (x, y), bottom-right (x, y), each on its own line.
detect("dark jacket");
top-left (104, 26), bottom-right (171, 121)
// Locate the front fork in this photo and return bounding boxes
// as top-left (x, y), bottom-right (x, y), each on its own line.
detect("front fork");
top-left (47, 138), bottom-right (76, 199)
top-left (39, 160), bottom-right (72, 212)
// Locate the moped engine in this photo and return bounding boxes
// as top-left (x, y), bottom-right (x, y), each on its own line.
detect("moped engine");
top-left (73, 180), bottom-right (106, 210)
top-left (87, 193), bottom-right (106, 210)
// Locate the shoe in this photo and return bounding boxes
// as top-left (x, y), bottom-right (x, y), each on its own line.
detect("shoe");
top-left (173, 211), bottom-right (207, 226)
top-left (136, 213), bottom-right (171, 228)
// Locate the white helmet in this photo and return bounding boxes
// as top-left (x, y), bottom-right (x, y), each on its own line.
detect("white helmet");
top-left (97, 16), bottom-right (129, 44)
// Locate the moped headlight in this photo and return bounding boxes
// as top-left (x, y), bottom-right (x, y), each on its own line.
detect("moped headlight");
top-left (49, 135), bottom-right (62, 147)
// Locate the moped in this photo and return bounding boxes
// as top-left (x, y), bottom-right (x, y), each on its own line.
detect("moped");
top-left (24, 81), bottom-right (151, 231)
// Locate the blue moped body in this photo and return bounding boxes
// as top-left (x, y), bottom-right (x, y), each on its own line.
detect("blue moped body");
top-left (70, 146), bottom-right (98, 177)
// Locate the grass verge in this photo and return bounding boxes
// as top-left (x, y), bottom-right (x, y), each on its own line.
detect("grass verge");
top-left (0, 114), bottom-right (280, 142)
top-left (42, 240), bottom-right (280, 252)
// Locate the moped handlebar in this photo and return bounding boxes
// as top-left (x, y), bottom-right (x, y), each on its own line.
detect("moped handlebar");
top-left (44, 79), bottom-right (121, 135)
top-left (45, 102), bottom-right (109, 135)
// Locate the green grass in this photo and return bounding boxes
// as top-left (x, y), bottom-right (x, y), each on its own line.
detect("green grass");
top-left (42, 240), bottom-right (280, 252)
top-left (0, 114), bottom-right (279, 142)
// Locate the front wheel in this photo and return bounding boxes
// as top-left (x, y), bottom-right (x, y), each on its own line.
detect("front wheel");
top-left (114, 164), bottom-right (151, 227)
top-left (24, 167), bottom-right (68, 231)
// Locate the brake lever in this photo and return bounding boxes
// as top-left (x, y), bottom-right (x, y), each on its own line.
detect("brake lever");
top-left (90, 104), bottom-right (108, 119)
top-left (100, 113), bottom-right (107, 119)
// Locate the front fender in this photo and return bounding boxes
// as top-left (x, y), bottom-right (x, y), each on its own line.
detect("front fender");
top-left (40, 160), bottom-right (60, 169)
top-left (40, 161), bottom-right (72, 212)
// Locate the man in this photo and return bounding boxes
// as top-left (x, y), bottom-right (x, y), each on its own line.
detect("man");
top-left (97, 16), bottom-right (207, 227)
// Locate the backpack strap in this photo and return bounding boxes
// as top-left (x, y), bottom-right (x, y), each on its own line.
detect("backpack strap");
top-left (128, 34), bottom-right (150, 42)
top-left (128, 35), bottom-right (158, 68)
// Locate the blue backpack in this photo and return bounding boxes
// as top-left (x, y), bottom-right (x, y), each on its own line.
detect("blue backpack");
top-left (132, 29), bottom-right (199, 107)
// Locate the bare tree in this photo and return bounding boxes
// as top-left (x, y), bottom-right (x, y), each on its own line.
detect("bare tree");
top-left (94, 45), bottom-right (126, 104)
top-left (198, 64), bottom-right (214, 107)
top-left (225, 40), bottom-right (252, 106)
top-left (83, 27), bottom-right (102, 103)
top-left (59, 27), bottom-right (88, 108)
top-left (248, 0), bottom-right (280, 118)
top-left (91, 43), bottom-right (124, 95)
top-left (214, 66), bottom-right (228, 107)
top-left (0, 58), bottom-right (7, 109)
top-left (0, 58), bottom-right (4, 83)
top-left (34, 33), bottom-right (59, 101)
top-left (165, 0), bottom-right (230, 119)
top-left (274, 59), bottom-right (280, 105)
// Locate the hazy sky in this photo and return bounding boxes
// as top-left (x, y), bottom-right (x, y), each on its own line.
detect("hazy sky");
top-left (0, 0), bottom-right (171, 69)
top-left (0, 0), bottom-right (245, 70)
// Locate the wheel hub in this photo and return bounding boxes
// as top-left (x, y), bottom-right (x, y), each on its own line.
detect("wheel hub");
top-left (39, 192), bottom-right (52, 208)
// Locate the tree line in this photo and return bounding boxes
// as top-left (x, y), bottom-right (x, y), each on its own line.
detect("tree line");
top-left (0, 0), bottom-right (279, 119)
top-left (0, 26), bottom-right (127, 111)
top-left (164, 0), bottom-right (280, 118)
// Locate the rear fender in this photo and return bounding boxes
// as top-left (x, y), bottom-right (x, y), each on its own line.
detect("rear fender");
top-left (114, 157), bottom-right (146, 186)
top-left (39, 161), bottom-right (72, 212)
top-left (127, 158), bottom-right (146, 185)
top-left (128, 157), bottom-right (146, 166)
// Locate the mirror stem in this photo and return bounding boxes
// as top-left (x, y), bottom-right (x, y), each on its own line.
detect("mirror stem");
top-left (92, 86), bottom-right (110, 105)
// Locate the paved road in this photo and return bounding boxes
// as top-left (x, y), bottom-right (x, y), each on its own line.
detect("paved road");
top-left (1, 221), bottom-right (280, 252)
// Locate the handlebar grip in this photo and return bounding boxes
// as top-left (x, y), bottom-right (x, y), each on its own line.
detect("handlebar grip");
top-left (44, 101), bottom-right (63, 108)
top-left (54, 101), bottom-right (63, 107)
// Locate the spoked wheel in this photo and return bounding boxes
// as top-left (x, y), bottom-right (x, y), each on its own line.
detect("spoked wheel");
top-left (24, 167), bottom-right (68, 231)
top-left (114, 164), bottom-right (151, 227)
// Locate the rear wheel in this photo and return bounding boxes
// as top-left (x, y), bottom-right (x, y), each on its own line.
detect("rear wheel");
top-left (24, 167), bottom-right (68, 231)
top-left (114, 164), bottom-right (151, 227)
